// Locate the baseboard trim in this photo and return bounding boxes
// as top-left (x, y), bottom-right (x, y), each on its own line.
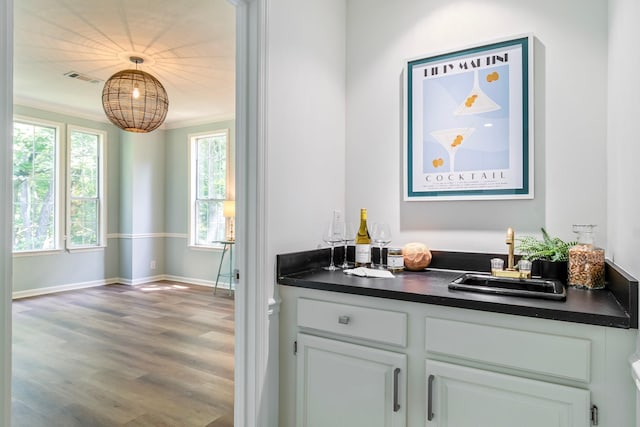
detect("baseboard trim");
top-left (164, 275), bottom-right (233, 290)
top-left (116, 274), bottom-right (167, 286)
top-left (12, 278), bottom-right (120, 299)
top-left (12, 274), bottom-right (233, 299)
top-left (106, 233), bottom-right (188, 240)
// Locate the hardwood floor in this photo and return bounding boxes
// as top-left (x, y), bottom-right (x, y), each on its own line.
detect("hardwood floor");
top-left (11, 282), bottom-right (234, 427)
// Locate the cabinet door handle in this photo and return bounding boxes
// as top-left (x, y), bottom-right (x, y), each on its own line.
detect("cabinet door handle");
top-left (427, 374), bottom-right (435, 421)
top-left (338, 315), bottom-right (350, 325)
top-left (393, 367), bottom-right (401, 412)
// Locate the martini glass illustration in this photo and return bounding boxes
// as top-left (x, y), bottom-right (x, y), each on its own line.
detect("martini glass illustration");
top-left (453, 69), bottom-right (501, 116)
top-left (430, 127), bottom-right (475, 173)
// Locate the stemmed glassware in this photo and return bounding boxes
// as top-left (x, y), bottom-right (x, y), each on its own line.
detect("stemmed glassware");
top-left (339, 222), bottom-right (356, 269)
top-left (323, 218), bottom-right (345, 271)
top-left (371, 222), bottom-right (392, 269)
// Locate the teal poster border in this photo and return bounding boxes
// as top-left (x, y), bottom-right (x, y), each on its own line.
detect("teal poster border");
top-left (405, 36), bottom-right (532, 201)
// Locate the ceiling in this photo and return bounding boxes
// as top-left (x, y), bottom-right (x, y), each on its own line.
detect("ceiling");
top-left (14, 0), bottom-right (236, 129)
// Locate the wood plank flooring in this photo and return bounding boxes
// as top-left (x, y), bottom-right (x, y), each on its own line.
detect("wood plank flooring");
top-left (11, 282), bottom-right (234, 427)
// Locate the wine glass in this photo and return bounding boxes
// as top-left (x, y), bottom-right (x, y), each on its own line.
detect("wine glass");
top-left (371, 222), bottom-right (392, 269)
top-left (339, 221), bottom-right (356, 269)
top-left (323, 219), bottom-right (344, 271)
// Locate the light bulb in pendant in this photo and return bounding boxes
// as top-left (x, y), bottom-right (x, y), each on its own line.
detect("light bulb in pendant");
top-left (132, 85), bottom-right (140, 99)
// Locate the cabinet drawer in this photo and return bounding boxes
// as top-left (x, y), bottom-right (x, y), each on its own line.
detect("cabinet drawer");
top-left (425, 317), bottom-right (591, 383)
top-left (297, 298), bottom-right (407, 347)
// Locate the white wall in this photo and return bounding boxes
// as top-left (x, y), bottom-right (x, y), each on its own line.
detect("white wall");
top-left (346, 0), bottom-right (608, 253)
top-left (607, 0), bottom-right (640, 279)
top-left (267, 0), bottom-right (347, 261)
top-left (608, 2), bottom-right (640, 422)
top-left (267, 0), bottom-right (346, 425)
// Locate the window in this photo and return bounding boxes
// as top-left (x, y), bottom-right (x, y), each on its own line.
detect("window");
top-left (67, 126), bottom-right (106, 249)
top-left (12, 119), bottom-right (61, 252)
top-left (189, 130), bottom-right (229, 247)
top-left (12, 118), bottom-right (106, 253)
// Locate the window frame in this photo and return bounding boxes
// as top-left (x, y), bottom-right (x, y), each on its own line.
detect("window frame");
top-left (65, 124), bottom-right (107, 251)
top-left (12, 116), bottom-right (65, 254)
top-left (188, 129), bottom-right (230, 249)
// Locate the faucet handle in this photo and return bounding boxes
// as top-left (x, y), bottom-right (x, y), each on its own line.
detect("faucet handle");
top-left (506, 227), bottom-right (514, 243)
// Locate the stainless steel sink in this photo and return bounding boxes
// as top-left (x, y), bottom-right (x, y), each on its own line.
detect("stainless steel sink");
top-left (449, 273), bottom-right (566, 301)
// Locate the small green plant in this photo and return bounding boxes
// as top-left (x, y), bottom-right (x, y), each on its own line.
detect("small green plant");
top-left (516, 228), bottom-right (576, 262)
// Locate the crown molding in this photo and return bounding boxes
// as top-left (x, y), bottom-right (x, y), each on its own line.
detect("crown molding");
top-left (13, 96), bottom-right (110, 124)
top-left (14, 96), bottom-right (235, 131)
top-left (164, 114), bottom-right (236, 129)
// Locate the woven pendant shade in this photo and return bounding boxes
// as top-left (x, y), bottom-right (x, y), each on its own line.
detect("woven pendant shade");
top-left (102, 68), bottom-right (169, 133)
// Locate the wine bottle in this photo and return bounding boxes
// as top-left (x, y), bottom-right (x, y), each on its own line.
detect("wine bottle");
top-left (354, 208), bottom-right (371, 267)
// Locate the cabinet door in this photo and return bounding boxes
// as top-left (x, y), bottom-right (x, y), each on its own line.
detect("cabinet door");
top-left (297, 333), bottom-right (406, 427)
top-left (425, 360), bottom-right (590, 427)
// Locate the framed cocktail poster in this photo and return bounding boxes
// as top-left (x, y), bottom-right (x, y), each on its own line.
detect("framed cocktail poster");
top-left (404, 35), bottom-right (533, 201)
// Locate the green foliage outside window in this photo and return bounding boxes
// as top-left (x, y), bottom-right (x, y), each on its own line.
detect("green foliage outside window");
top-left (12, 122), bottom-right (57, 251)
top-left (69, 130), bottom-right (100, 247)
top-left (195, 134), bottom-right (227, 245)
top-left (12, 121), bottom-right (103, 252)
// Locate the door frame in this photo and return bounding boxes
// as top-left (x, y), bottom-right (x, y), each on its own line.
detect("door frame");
top-left (231, 0), bottom-right (272, 425)
top-left (0, 0), bottom-right (14, 424)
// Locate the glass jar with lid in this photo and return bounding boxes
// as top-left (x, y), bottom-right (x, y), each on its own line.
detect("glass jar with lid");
top-left (568, 224), bottom-right (605, 289)
top-left (386, 248), bottom-right (404, 273)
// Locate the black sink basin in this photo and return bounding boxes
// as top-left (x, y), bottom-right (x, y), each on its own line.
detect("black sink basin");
top-left (449, 273), bottom-right (566, 301)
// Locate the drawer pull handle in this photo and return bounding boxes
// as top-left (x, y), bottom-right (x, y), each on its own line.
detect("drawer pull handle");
top-left (338, 315), bottom-right (350, 325)
top-left (427, 374), bottom-right (435, 421)
top-left (393, 367), bottom-right (401, 412)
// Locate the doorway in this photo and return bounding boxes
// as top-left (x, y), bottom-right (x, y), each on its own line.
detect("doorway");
top-left (1, 0), bottom-right (265, 425)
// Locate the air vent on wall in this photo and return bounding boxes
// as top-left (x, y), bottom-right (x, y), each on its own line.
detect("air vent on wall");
top-left (64, 71), bottom-right (102, 84)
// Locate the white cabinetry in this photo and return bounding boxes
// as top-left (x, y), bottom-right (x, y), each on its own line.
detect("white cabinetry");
top-left (278, 286), bottom-right (637, 427)
top-left (294, 298), bottom-right (407, 427)
top-left (424, 316), bottom-right (592, 426)
top-left (297, 333), bottom-right (406, 427)
top-left (425, 360), bottom-right (590, 427)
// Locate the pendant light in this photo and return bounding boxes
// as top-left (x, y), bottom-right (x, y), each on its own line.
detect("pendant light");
top-left (102, 56), bottom-right (169, 133)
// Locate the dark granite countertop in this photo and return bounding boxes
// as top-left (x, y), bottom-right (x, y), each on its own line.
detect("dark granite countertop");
top-left (277, 248), bottom-right (638, 329)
